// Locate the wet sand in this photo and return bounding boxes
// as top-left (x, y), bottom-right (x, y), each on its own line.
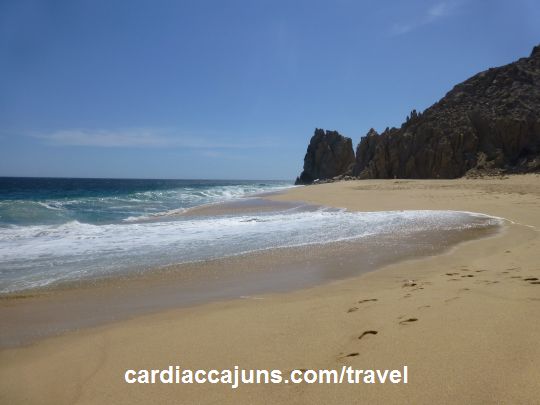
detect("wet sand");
top-left (0, 225), bottom-right (496, 347)
top-left (1, 175), bottom-right (539, 404)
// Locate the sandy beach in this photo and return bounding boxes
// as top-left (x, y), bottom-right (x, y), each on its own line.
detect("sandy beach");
top-left (1, 175), bottom-right (539, 404)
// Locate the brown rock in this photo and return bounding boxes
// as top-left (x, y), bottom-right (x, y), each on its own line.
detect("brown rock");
top-left (295, 129), bottom-right (355, 184)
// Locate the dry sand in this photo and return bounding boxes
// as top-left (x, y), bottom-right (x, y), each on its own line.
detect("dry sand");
top-left (1, 175), bottom-right (539, 404)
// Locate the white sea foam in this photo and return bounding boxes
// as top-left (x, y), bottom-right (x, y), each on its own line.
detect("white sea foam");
top-left (0, 210), bottom-right (500, 293)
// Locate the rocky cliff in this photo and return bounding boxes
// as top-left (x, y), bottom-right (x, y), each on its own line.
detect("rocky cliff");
top-left (295, 129), bottom-right (355, 185)
top-left (354, 45), bottom-right (540, 179)
top-left (296, 45), bottom-right (540, 183)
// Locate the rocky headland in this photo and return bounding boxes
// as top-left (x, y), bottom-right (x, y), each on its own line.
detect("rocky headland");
top-left (295, 129), bottom-right (356, 184)
top-left (296, 45), bottom-right (540, 185)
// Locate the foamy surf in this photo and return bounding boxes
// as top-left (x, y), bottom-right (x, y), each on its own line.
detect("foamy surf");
top-left (0, 209), bottom-right (501, 293)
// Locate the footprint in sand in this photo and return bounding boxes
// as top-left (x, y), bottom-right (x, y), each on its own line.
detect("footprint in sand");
top-left (399, 318), bottom-right (418, 325)
top-left (358, 298), bottom-right (378, 304)
top-left (530, 281), bottom-right (540, 285)
top-left (358, 330), bottom-right (378, 340)
top-left (402, 280), bottom-right (417, 287)
top-left (524, 277), bottom-right (539, 281)
top-left (461, 274), bottom-right (475, 278)
top-left (345, 352), bottom-right (359, 357)
top-left (348, 299), bottom-right (379, 312)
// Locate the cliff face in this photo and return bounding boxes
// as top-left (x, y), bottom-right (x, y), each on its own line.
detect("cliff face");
top-left (296, 46), bottom-right (540, 183)
top-left (354, 45), bottom-right (540, 179)
top-left (295, 129), bottom-right (355, 185)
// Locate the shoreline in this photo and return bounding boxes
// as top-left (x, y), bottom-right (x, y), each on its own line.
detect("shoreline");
top-left (0, 205), bottom-right (500, 296)
top-left (1, 175), bottom-right (539, 404)
top-left (0, 210), bottom-right (499, 348)
top-left (0, 191), bottom-right (502, 297)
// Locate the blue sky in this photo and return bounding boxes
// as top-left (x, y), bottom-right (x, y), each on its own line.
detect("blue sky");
top-left (1, 0), bottom-right (539, 180)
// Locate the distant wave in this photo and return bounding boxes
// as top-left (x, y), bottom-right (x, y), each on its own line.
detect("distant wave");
top-left (0, 181), bottom-right (295, 226)
top-left (122, 208), bottom-right (188, 222)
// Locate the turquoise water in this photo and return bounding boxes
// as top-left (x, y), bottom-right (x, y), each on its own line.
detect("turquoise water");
top-left (0, 177), bottom-right (293, 226)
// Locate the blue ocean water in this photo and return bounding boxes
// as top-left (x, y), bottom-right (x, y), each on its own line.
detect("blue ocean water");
top-left (0, 177), bottom-right (293, 226)
top-left (0, 177), bottom-right (501, 293)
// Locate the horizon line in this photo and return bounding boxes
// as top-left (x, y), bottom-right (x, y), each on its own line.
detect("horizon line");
top-left (0, 175), bottom-right (294, 182)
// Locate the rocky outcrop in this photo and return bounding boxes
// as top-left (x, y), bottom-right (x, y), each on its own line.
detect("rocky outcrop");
top-left (295, 129), bottom-right (355, 184)
top-left (296, 46), bottom-right (540, 183)
top-left (353, 45), bottom-right (540, 179)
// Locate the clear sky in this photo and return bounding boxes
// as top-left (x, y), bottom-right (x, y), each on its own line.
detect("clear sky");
top-left (1, 0), bottom-right (539, 180)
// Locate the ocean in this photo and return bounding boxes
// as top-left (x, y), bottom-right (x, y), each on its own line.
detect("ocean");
top-left (0, 177), bottom-right (501, 294)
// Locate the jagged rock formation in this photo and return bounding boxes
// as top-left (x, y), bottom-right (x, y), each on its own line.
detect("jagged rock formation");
top-left (354, 45), bottom-right (540, 179)
top-left (295, 129), bottom-right (355, 185)
top-left (296, 45), bottom-right (540, 183)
